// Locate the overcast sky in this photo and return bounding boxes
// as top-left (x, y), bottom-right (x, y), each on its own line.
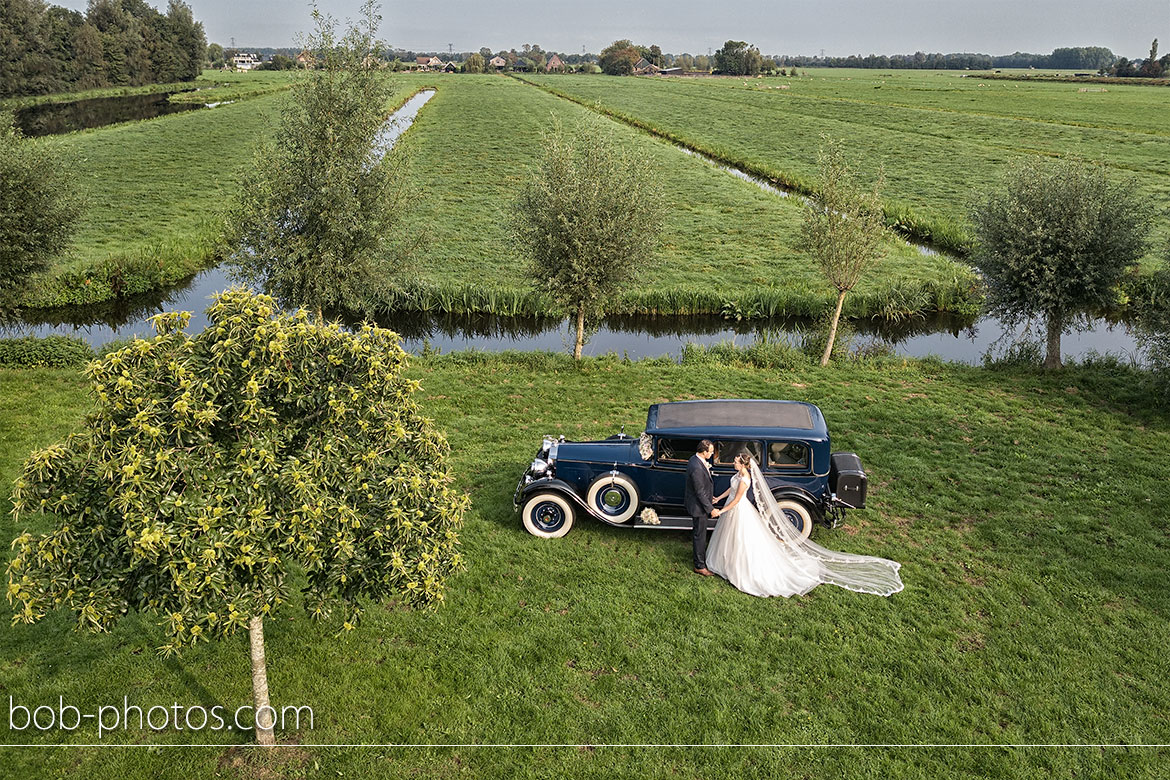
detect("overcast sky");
top-left (55, 0), bottom-right (1166, 57)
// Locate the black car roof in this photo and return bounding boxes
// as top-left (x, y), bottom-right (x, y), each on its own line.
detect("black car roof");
top-left (645, 400), bottom-right (828, 439)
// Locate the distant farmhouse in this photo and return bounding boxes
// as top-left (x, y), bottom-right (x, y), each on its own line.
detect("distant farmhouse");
top-left (489, 56), bottom-right (507, 70)
top-left (546, 54), bottom-right (565, 72)
top-left (415, 55), bottom-right (444, 71)
top-left (232, 52), bottom-right (260, 71)
top-left (633, 57), bottom-right (661, 75)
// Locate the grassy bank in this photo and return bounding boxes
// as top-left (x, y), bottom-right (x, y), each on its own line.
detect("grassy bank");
top-left (2, 351), bottom-right (1167, 777)
top-left (388, 73), bottom-right (976, 319)
top-left (0, 69), bottom-right (295, 111)
top-left (521, 70), bottom-right (1170, 256)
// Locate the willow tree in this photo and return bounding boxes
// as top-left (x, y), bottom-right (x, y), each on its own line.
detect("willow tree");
top-left (512, 114), bottom-right (664, 359)
top-left (6, 289), bottom-right (467, 745)
top-left (801, 138), bottom-right (887, 365)
top-left (222, 1), bottom-right (411, 321)
top-left (971, 157), bottom-right (1150, 369)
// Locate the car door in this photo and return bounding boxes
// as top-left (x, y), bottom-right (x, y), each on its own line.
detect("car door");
top-left (649, 436), bottom-right (700, 514)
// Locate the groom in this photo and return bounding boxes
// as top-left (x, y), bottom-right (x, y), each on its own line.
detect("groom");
top-left (685, 440), bottom-right (721, 576)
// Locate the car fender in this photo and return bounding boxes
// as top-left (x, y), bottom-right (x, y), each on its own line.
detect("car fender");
top-left (770, 486), bottom-right (825, 521)
top-left (517, 478), bottom-right (590, 512)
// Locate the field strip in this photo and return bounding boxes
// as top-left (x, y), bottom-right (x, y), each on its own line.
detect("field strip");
top-left (670, 78), bottom-right (1170, 139)
top-left (619, 79), bottom-right (1170, 165)
top-left (513, 75), bottom-right (961, 254)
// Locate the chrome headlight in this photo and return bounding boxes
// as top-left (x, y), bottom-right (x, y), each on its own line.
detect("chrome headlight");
top-left (530, 458), bottom-right (550, 477)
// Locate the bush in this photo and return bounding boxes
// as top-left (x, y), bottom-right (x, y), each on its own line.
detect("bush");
top-left (0, 335), bottom-right (95, 368)
top-left (682, 338), bottom-right (809, 370)
top-left (0, 113), bottom-right (85, 303)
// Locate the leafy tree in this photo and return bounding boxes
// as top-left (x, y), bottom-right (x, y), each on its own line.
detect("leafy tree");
top-left (714, 40), bottom-right (763, 76)
top-left (258, 52), bottom-right (295, 70)
top-left (971, 157), bottom-right (1150, 369)
top-left (1112, 57), bottom-right (1136, 77)
top-left (223, 1), bottom-right (412, 321)
top-left (640, 44), bottom-right (664, 67)
top-left (0, 0), bottom-right (204, 97)
top-left (6, 289), bottom-right (468, 745)
top-left (512, 115), bottom-right (664, 359)
top-left (599, 39), bottom-right (640, 75)
top-left (0, 113), bottom-right (84, 306)
top-left (463, 52), bottom-right (485, 73)
top-left (1140, 39), bottom-right (1162, 78)
top-left (206, 40), bottom-right (223, 66)
top-left (163, 0), bottom-right (206, 80)
top-left (800, 137), bottom-right (886, 366)
top-left (1050, 46), bottom-right (1115, 70)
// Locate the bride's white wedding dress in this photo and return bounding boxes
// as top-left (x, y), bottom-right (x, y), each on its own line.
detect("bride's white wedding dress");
top-left (706, 462), bottom-right (903, 598)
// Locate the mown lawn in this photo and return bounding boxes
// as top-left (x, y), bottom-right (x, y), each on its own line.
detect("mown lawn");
top-left (522, 69), bottom-right (1170, 254)
top-left (388, 73), bottom-right (973, 318)
top-left (2, 351), bottom-right (1167, 777)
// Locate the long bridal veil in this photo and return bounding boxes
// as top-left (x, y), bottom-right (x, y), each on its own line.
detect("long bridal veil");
top-left (749, 460), bottom-right (904, 596)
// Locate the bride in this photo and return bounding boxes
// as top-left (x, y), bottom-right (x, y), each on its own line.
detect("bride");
top-left (706, 453), bottom-right (903, 598)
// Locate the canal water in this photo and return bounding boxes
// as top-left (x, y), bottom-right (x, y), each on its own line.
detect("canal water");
top-left (13, 90), bottom-right (209, 136)
top-left (4, 264), bottom-right (1143, 365)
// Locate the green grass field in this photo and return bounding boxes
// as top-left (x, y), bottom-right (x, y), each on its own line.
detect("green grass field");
top-left (12, 72), bottom-right (976, 318)
top-left (2, 351), bottom-right (1168, 776)
top-left (521, 70), bottom-right (1170, 255)
top-left (19, 69), bottom-right (1167, 318)
top-left (387, 73), bottom-right (974, 318)
top-left (13, 71), bottom-right (298, 308)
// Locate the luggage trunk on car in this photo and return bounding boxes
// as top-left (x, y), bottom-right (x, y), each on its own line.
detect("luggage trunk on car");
top-left (829, 452), bottom-right (867, 509)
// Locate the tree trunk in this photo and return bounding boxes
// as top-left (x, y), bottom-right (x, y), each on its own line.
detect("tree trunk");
top-left (820, 290), bottom-right (848, 367)
top-left (573, 303), bottom-right (585, 361)
top-left (1044, 311), bottom-right (1063, 370)
top-left (249, 616), bottom-right (276, 746)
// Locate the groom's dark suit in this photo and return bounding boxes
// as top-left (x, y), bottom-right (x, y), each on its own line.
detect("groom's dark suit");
top-left (684, 453), bottom-right (715, 570)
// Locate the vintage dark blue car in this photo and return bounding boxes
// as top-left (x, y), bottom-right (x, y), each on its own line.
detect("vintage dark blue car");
top-left (514, 399), bottom-right (867, 538)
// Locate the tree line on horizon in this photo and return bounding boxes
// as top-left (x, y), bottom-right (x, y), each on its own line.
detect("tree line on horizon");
top-left (0, 0), bottom-right (207, 99)
top-left (397, 40), bottom-right (1157, 78)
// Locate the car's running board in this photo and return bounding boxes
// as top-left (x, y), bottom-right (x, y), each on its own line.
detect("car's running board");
top-left (632, 515), bottom-right (717, 531)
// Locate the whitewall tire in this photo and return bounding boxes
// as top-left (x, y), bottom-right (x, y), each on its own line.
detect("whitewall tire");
top-left (521, 492), bottom-right (575, 538)
top-left (776, 499), bottom-right (814, 539)
top-left (585, 473), bottom-right (640, 524)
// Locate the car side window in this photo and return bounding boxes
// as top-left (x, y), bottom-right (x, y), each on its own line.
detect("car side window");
top-left (768, 441), bottom-right (810, 469)
top-left (713, 440), bottom-right (763, 466)
top-left (657, 437), bottom-right (702, 463)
